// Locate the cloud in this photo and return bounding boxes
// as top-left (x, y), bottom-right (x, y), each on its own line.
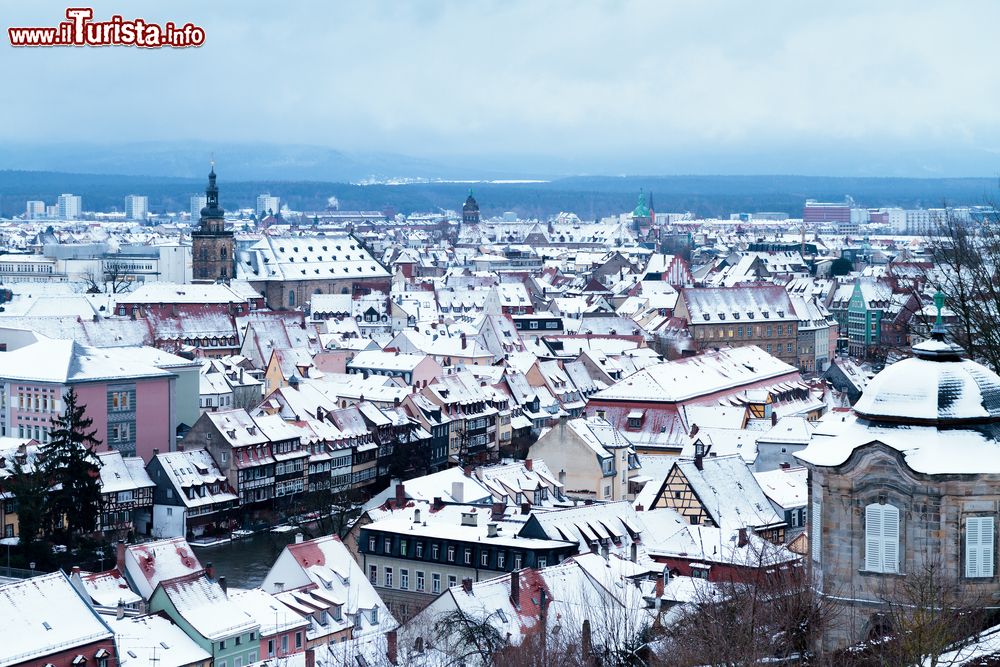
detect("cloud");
top-left (0, 0), bottom-right (998, 174)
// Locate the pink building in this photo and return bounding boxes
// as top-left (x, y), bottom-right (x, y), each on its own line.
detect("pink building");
top-left (0, 338), bottom-right (175, 462)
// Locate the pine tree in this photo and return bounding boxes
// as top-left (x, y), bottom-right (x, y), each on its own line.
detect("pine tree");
top-left (39, 388), bottom-right (104, 539)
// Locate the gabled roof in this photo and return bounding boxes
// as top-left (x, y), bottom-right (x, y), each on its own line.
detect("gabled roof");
top-left (0, 571), bottom-right (113, 667)
top-left (670, 454), bottom-right (783, 531)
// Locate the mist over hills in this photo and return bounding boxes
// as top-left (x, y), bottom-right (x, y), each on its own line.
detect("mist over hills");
top-left (0, 142), bottom-right (998, 220)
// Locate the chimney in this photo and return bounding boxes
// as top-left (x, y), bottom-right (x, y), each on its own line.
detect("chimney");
top-left (205, 562), bottom-right (215, 580)
top-left (630, 543), bottom-right (638, 563)
top-left (218, 576), bottom-right (227, 595)
top-left (305, 648), bottom-right (316, 667)
top-left (451, 481), bottom-right (465, 503)
top-left (295, 532), bottom-right (304, 544)
top-left (461, 333), bottom-right (467, 350)
top-left (386, 631), bottom-right (398, 666)
top-left (524, 458), bottom-right (533, 471)
top-left (689, 423), bottom-right (699, 437)
top-left (510, 570), bottom-right (520, 607)
top-left (117, 600), bottom-right (125, 620)
top-left (520, 501), bottom-right (530, 515)
top-left (654, 572), bottom-right (665, 601)
top-left (582, 619), bottom-right (592, 661)
top-left (635, 504), bottom-right (644, 512)
top-left (771, 411), bottom-right (778, 426)
top-left (780, 462), bottom-right (790, 469)
top-left (539, 588), bottom-right (548, 619)
top-left (738, 528), bottom-right (749, 548)
top-left (395, 482), bottom-right (406, 507)
top-left (274, 582), bottom-right (284, 592)
top-left (413, 508), bottom-right (422, 524)
top-left (491, 502), bottom-right (505, 519)
top-left (487, 523), bottom-right (498, 538)
top-left (433, 496), bottom-right (443, 511)
top-left (462, 577), bottom-right (473, 593)
top-left (463, 465), bottom-right (473, 478)
top-left (116, 539), bottom-right (126, 572)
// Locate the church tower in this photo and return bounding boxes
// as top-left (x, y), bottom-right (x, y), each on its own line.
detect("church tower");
top-left (192, 165), bottom-right (234, 283)
top-left (462, 190), bottom-right (480, 225)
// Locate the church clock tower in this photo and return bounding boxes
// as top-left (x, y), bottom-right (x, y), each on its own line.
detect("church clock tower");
top-left (192, 165), bottom-right (234, 283)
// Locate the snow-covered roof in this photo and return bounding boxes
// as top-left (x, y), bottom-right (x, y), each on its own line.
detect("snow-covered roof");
top-left (105, 613), bottom-right (211, 667)
top-left (0, 572), bottom-right (113, 667)
top-left (124, 537), bottom-right (204, 600)
top-left (0, 339), bottom-right (173, 384)
top-left (591, 346), bottom-right (798, 403)
top-left (159, 574), bottom-right (258, 641)
top-left (754, 466), bottom-right (808, 509)
top-left (673, 454), bottom-right (784, 531)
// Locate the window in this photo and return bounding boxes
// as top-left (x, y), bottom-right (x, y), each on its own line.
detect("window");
top-left (220, 640), bottom-right (227, 650)
top-left (268, 639), bottom-right (275, 657)
top-left (416, 571), bottom-right (425, 591)
top-left (448, 575), bottom-right (457, 588)
top-left (295, 632), bottom-right (302, 649)
top-left (400, 569), bottom-right (409, 590)
top-left (432, 573), bottom-right (441, 593)
top-left (481, 551), bottom-right (489, 566)
top-left (498, 552), bottom-right (505, 568)
top-left (416, 542), bottom-right (423, 558)
top-left (384, 537), bottom-right (391, 553)
top-left (369, 536), bottom-right (376, 551)
top-left (369, 565), bottom-right (377, 583)
top-left (514, 553), bottom-right (522, 569)
top-left (864, 502), bottom-right (900, 574)
top-left (538, 557), bottom-right (547, 568)
top-left (235, 636), bottom-right (241, 646)
top-left (432, 544), bottom-right (439, 560)
top-left (447, 545), bottom-right (455, 562)
top-left (384, 567), bottom-right (393, 588)
top-left (464, 548), bottom-right (472, 565)
top-left (966, 516), bottom-right (995, 578)
top-left (282, 636), bottom-right (288, 653)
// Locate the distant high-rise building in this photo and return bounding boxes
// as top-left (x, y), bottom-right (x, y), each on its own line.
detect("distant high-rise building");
top-left (803, 198), bottom-right (852, 225)
top-left (57, 193), bottom-right (82, 219)
top-left (190, 194), bottom-right (207, 222)
top-left (25, 200), bottom-right (45, 220)
top-left (125, 195), bottom-right (149, 222)
top-left (256, 193), bottom-right (280, 218)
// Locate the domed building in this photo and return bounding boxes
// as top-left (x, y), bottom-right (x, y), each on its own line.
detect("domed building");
top-left (797, 303), bottom-right (1000, 649)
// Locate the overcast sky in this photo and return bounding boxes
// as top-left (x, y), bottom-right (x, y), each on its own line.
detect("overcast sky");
top-left (2, 1), bottom-right (999, 176)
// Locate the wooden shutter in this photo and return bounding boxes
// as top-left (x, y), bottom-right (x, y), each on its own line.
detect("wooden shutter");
top-left (967, 517), bottom-right (995, 578)
top-left (865, 504), bottom-right (883, 572)
top-left (882, 504), bottom-right (900, 574)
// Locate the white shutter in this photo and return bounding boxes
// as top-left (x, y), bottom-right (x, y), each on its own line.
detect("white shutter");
top-left (983, 517), bottom-right (995, 578)
top-left (882, 504), bottom-right (900, 574)
top-left (811, 497), bottom-right (822, 563)
top-left (865, 504), bottom-right (883, 572)
top-left (967, 517), bottom-right (995, 578)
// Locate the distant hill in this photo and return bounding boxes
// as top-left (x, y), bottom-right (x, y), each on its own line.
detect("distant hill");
top-left (1, 170), bottom-right (998, 220)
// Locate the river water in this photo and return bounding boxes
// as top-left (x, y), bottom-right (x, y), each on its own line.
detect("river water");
top-left (192, 529), bottom-right (303, 589)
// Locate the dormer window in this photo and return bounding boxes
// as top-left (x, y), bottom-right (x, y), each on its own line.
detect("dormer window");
top-left (627, 409), bottom-right (645, 429)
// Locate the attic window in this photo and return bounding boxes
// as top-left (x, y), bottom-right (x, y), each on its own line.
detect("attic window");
top-left (718, 313), bottom-right (725, 320)
top-left (627, 409), bottom-right (645, 429)
top-left (733, 312), bottom-right (740, 319)
top-left (702, 314), bottom-right (710, 321)
top-left (763, 312), bottom-right (770, 318)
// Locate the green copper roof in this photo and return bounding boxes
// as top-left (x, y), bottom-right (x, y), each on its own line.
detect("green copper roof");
top-left (632, 190), bottom-right (650, 218)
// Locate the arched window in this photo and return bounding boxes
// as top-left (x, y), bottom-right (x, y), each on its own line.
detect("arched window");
top-left (200, 247), bottom-right (208, 260)
top-left (288, 290), bottom-right (296, 307)
top-left (864, 502), bottom-right (900, 573)
top-left (220, 247), bottom-right (227, 259)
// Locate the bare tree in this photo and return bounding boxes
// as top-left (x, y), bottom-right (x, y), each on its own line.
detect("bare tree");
top-left (660, 538), bottom-right (837, 666)
top-left (85, 262), bottom-right (132, 294)
top-left (833, 561), bottom-right (992, 667)
top-left (925, 211), bottom-right (1000, 372)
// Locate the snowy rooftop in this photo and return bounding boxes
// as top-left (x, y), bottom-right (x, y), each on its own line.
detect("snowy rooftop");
top-left (0, 572), bottom-right (113, 667)
top-left (105, 613), bottom-right (211, 667)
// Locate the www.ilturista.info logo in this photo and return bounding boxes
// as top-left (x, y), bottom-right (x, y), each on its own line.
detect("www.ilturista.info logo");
top-left (8, 8), bottom-right (205, 48)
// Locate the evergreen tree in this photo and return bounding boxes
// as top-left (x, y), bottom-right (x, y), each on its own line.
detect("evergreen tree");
top-left (6, 448), bottom-right (47, 555)
top-left (39, 388), bottom-right (103, 539)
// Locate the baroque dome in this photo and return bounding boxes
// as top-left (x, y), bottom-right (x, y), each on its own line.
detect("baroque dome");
top-left (853, 339), bottom-right (1000, 426)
